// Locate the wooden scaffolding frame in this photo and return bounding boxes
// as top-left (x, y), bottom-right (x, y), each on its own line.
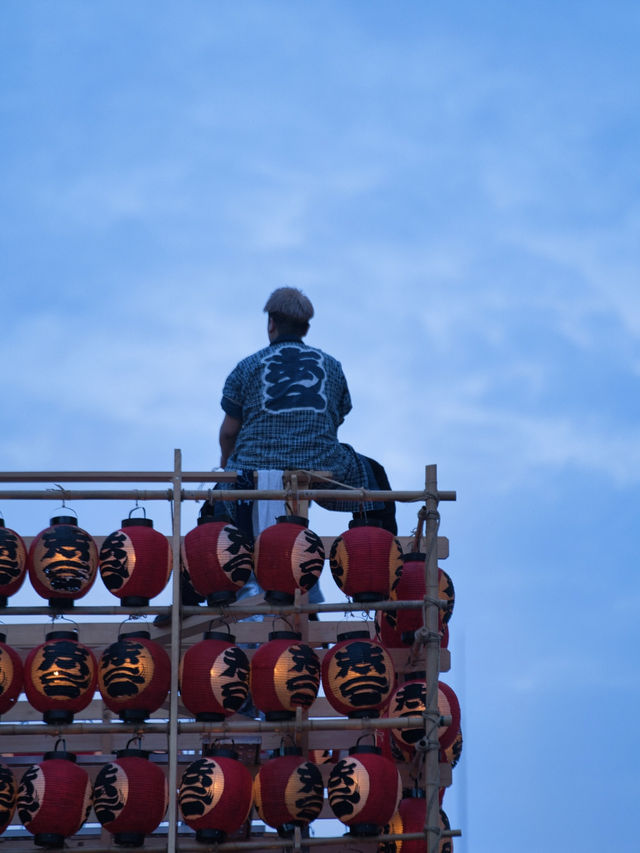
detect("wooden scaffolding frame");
top-left (0, 452), bottom-right (458, 852)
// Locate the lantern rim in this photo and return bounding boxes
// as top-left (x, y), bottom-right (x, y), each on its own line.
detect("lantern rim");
top-left (114, 747), bottom-right (150, 759)
top-left (267, 630), bottom-right (302, 641)
top-left (202, 630), bottom-right (236, 642)
top-left (119, 629), bottom-right (151, 640)
top-left (49, 516), bottom-right (78, 526)
top-left (43, 748), bottom-right (77, 762)
top-left (206, 590), bottom-right (237, 605)
top-left (402, 551), bottom-right (426, 562)
top-left (347, 518), bottom-right (383, 529)
top-left (335, 629), bottom-right (371, 642)
top-left (264, 589), bottom-right (295, 605)
top-left (275, 514), bottom-right (309, 528)
top-left (44, 630), bottom-right (78, 641)
top-left (348, 744), bottom-right (381, 756)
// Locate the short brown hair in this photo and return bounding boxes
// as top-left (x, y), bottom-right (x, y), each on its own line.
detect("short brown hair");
top-left (264, 287), bottom-right (314, 323)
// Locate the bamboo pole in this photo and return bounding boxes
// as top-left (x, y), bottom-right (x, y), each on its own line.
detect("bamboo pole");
top-left (0, 714), bottom-right (437, 737)
top-left (166, 450), bottom-right (182, 853)
top-left (0, 487), bottom-right (456, 502)
top-left (424, 465), bottom-right (442, 853)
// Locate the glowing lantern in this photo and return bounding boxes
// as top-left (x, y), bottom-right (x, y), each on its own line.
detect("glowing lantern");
top-left (0, 519), bottom-right (27, 605)
top-left (254, 516), bottom-right (324, 604)
top-left (24, 630), bottom-right (97, 724)
top-left (250, 630), bottom-right (320, 720)
top-left (0, 632), bottom-right (23, 716)
top-left (17, 742), bottom-right (92, 848)
top-left (329, 520), bottom-right (403, 602)
top-left (182, 518), bottom-right (253, 604)
top-left (93, 745), bottom-right (168, 847)
top-left (28, 515), bottom-right (98, 608)
top-left (388, 677), bottom-right (461, 756)
top-left (99, 514), bottom-right (172, 606)
top-left (327, 741), bottom-right (401, 836)
top-left (379, 791), bottom-right (454, 853)
top-left (179, 630), bottom-right (250, 720)
top-left (179, 747), bottom-right (253, 844)
top-left (0, 763), bottom-right (17, 835)
top-left (321, 629), bottom-right (395, 718)
top-left (98, 629), bottom-right (171, 723)
top-left (253, 746), bottom-right (324, 837)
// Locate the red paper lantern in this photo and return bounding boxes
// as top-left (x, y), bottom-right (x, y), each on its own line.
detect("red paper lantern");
top-left (395, 554), bottom-right (455, 644)
top-left (182, 518), bottom-right (253, 605)
top-left (93, 745), bottom-right (168, 847)
top-left (327, 742), bottom-right (401, 836)
top-left (0, 519), bottom-right (27, 605)
top-left (0, 763), bottom-right (17, 835)
top-left (179, 747), bottom-right (253, 844)
top-left (254, 515), bottom-right (324, 604)
top-left (28, 515), bottom-right (98, 608)
top-left (98, 630), bottom-right (171, 723)
top-left (179, 630), bottom-right (250, 720)
top-left (0, 632), bottom-right (23, 716)
top-left (329, 520), bottom-right (403, 602)
top-left (321, 629), bottom-right (395, 718)
top-left (99, 515), bottom-right (172, 606)
top-left (253, 747), bottom-right (324, 837)
top-left (17, 742), bottom-right (92, 848)
top-left (388, 677), bottom-right (461, 755)
top-left (250, 630), bottom-right (320, 720)
top-left (380, 791), bottom-right (453, 853)
top-left (24, 630), bottom-right (98, 724)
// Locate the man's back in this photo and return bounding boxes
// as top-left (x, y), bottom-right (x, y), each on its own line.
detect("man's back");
top-left (222, 336), bottom-right (352, 470)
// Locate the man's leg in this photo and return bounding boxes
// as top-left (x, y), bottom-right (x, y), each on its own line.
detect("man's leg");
top-left (354, 456), bottom-right (398, 535)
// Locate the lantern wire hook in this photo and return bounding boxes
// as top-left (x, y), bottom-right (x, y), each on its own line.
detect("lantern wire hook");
top-left (126, 735), bottom-right (143, 750)
top-left (128, 501), bottom-right (146, 520)
top-left (48, 612), bottom-right (78, 632)
top-left (273, 613), bottom-right (295, 633)
top-left (207, 617), bottom-right (232, 638)
top-left (47, 483), bottom-right (78, 518)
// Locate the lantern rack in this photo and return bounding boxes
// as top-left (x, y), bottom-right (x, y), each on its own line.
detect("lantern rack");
top-left (0, 453), bottom-right (459, 852)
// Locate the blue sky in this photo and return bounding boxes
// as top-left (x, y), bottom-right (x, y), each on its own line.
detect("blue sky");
top-left (1, 2), bottom-right (639, 850)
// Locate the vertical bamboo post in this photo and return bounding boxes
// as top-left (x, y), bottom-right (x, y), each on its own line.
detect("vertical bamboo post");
top-left (166, 449), bottom-right (182, 853)
top-left (424, 464), bottom-right (441, 853)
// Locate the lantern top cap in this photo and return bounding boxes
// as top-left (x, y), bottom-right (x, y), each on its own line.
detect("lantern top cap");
top-left (122, 516), bottom-right (154, 528)
top-left (45, 629), bottom-right (79, 641)
top-left (115, 747), bottom-right (150, 759)
top-left (275, 514), bottom-right (309, 528)
top-left (264, 287), bottom-right (314, 323)
top-left (118, 629), bottom-right (151, 640)
top-left (43, 748), bottom-right (77, 762)
top-left (50, 515), bottom-right (79, 527)
top-left (402, 551), bottom-right (426, 562)
top-left (348, 743), bottom-right (381, 756)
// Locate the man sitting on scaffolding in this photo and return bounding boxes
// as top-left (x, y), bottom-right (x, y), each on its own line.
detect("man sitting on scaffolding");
top-left (217, 286), bottom-right (397, 535)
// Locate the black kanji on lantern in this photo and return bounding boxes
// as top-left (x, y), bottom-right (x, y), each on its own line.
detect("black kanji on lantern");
top-left (100, 642), bottom-right (147, 698)
top-left (285, 644), bottom-right (320, 706)
top-left (37, 641), bottom-right (93, 698)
